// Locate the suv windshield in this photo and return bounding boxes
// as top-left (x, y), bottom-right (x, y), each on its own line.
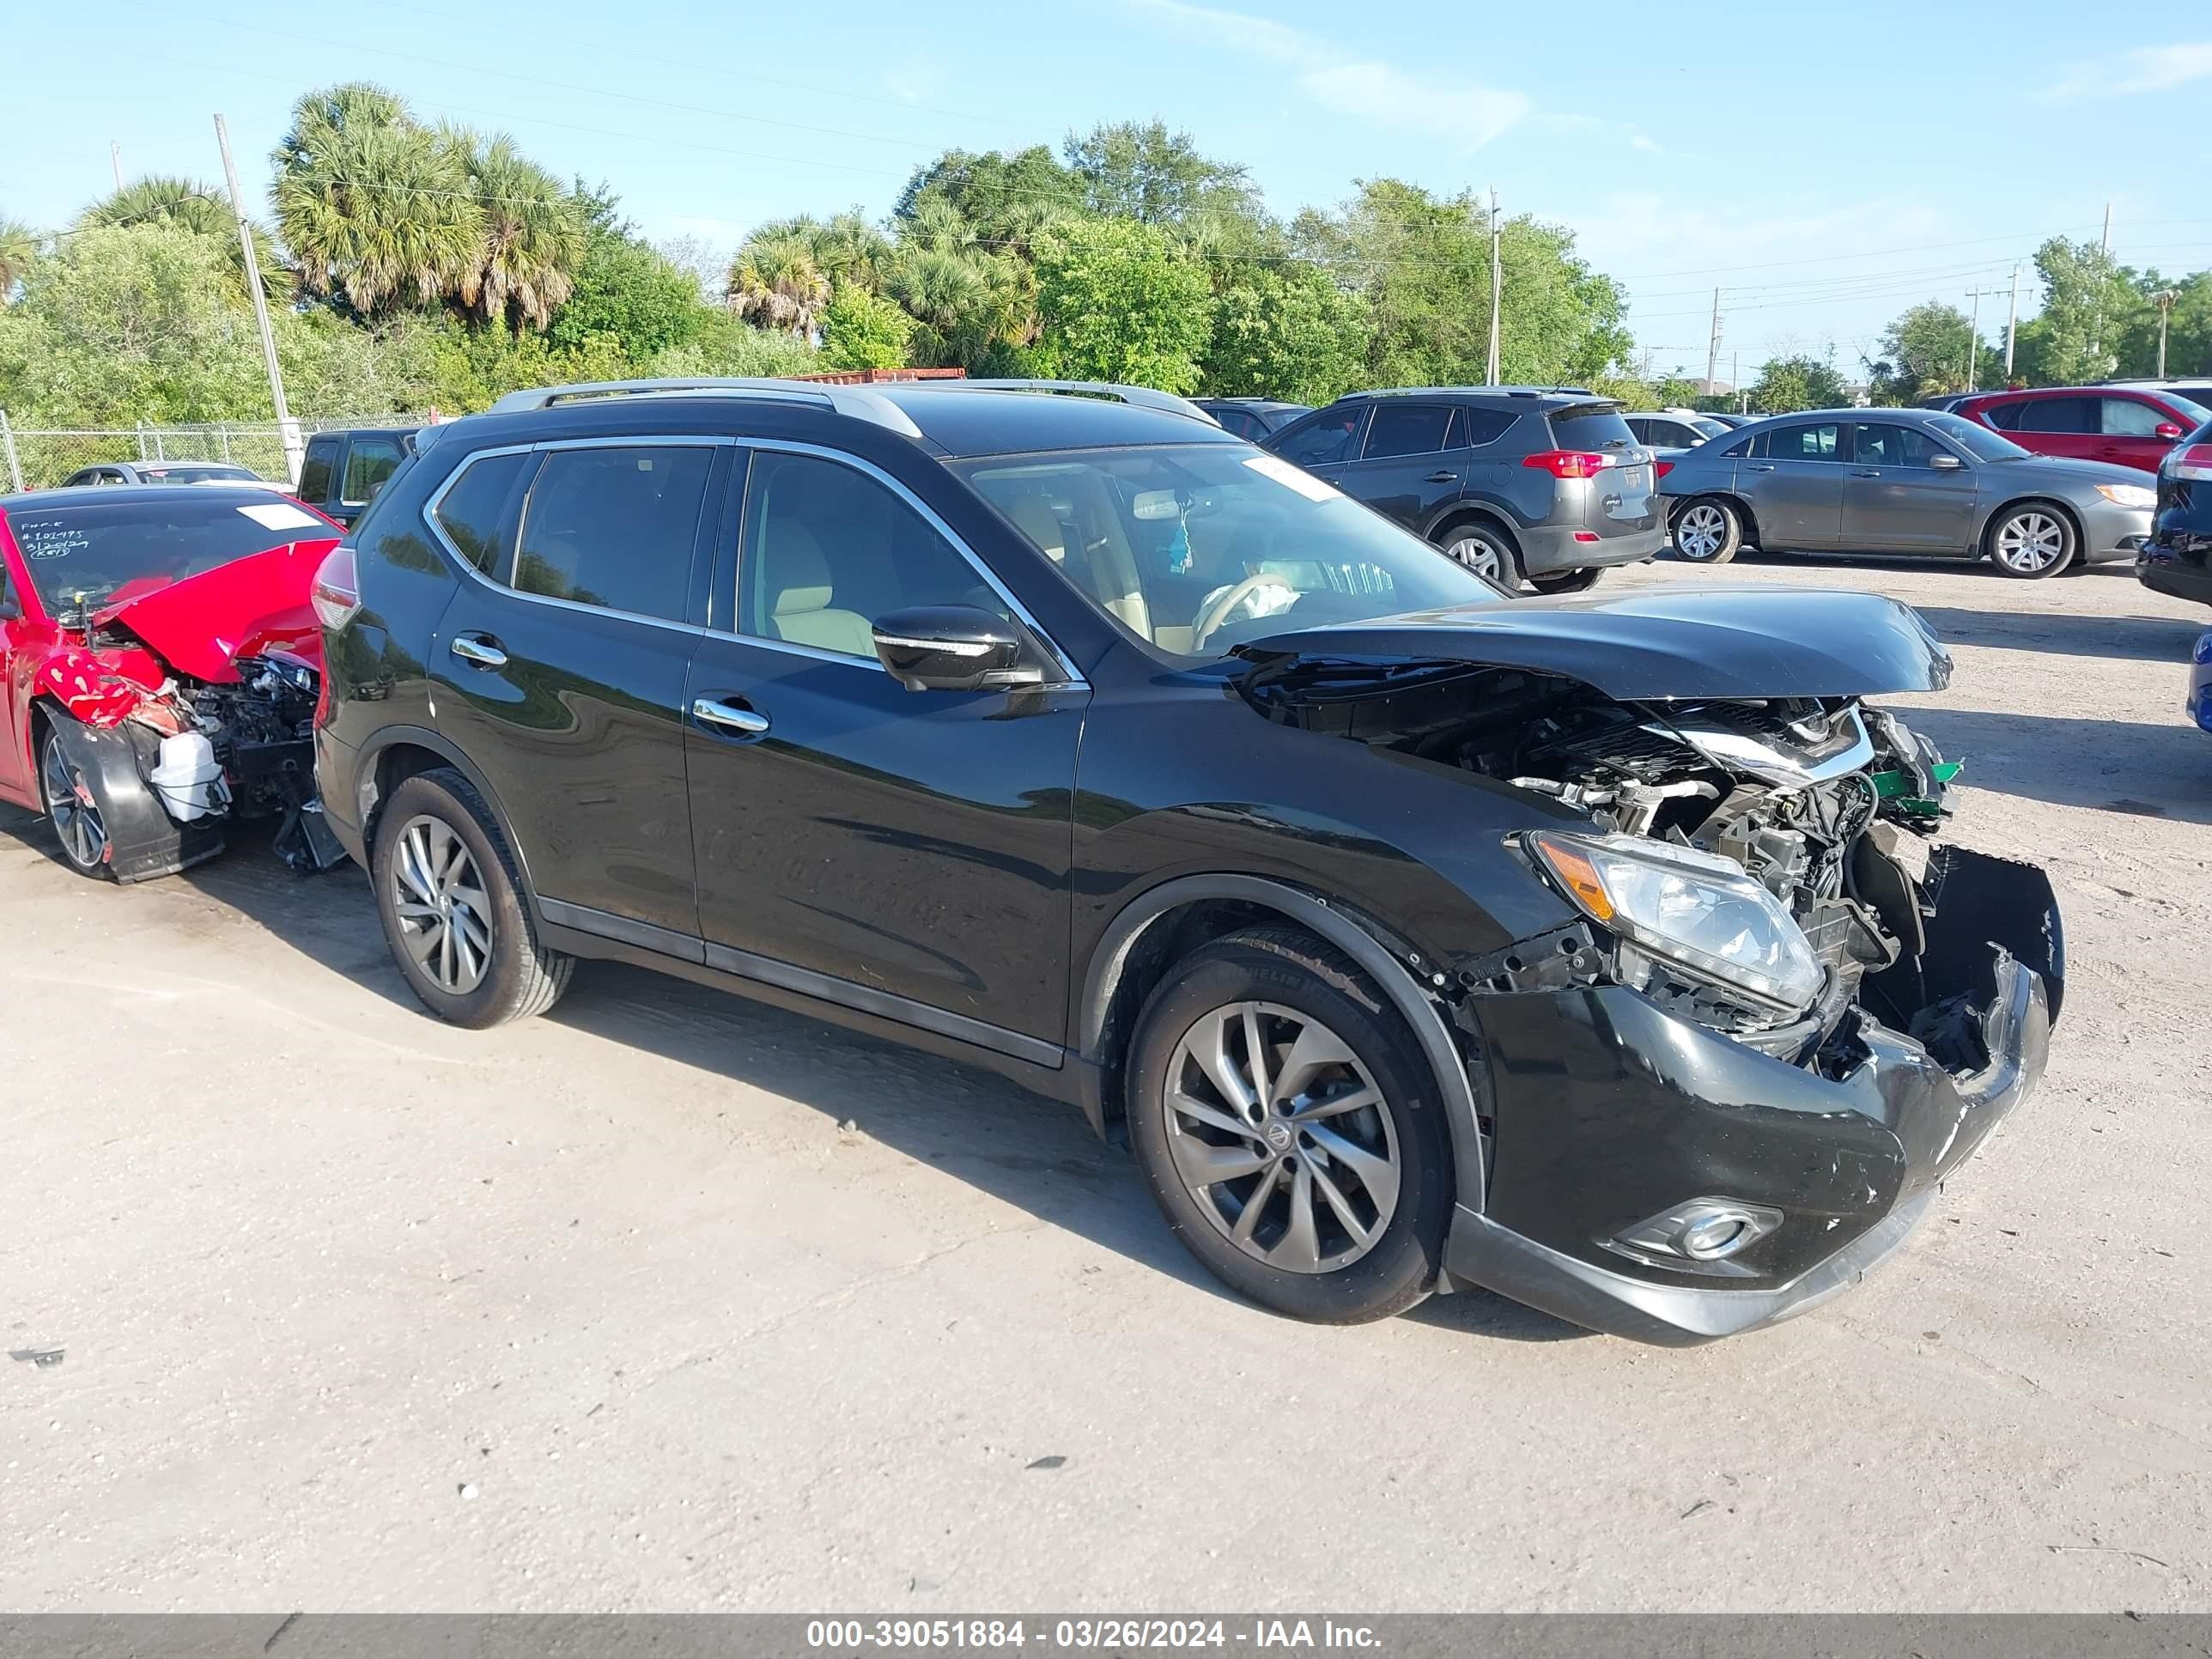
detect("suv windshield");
top-left (957, 444), bottom-right (1503, 660)
top-left (1929, 412), bottom-right (2030, 461)
top-left (2, 495), bottom-right (331, 620)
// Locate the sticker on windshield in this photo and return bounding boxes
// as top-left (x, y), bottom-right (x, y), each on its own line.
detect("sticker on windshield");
top-left (235, 501), bottom-right (325, 532)
top-left (1243, 453), bottom-right (1343, 503)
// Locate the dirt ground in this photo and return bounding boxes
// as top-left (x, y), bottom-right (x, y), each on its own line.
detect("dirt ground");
top-left (3, 550), bottom-right (2209, 1613)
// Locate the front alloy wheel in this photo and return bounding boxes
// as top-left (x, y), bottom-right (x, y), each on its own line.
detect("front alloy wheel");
top-left (1989, 507), bottom-right (2074, 577)
top-left (1164, 1000), bottom-right (1400, 1273)
top-left (390, 812), bottom-right (494, 995)
top-left (41, 732), bottom-right (109, 876)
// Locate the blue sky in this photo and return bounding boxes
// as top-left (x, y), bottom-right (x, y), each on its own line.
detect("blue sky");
top-left (5, 0), bottom-right (2209, 383)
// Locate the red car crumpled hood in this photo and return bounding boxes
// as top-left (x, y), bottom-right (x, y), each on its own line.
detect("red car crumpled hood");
top-left (94, 537), bottom-right (338, 684)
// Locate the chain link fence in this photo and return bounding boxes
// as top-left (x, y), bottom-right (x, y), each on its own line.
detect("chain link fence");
top-left (0, 415), bottom-right (417, 494)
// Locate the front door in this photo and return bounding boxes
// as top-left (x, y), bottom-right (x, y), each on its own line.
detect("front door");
top-left (1842, 422), bottom-right (1982, 551)
top-left (429, 438), bottom-right (726, 938)
top-left (1741, 420), bottom-right (1847, 548)
top-left (1266, 405), bottom-right (1368, 490)
top-left (684, 444), bottom-right (1086, 1053)
top-left (1335, 402), bottom-right (1464, 532)
top-left (2097, 395), bottom-right (2187, 472)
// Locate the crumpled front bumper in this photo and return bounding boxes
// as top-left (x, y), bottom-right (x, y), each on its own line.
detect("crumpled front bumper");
top-left (1443, 942), bottom-right (2052, 1346)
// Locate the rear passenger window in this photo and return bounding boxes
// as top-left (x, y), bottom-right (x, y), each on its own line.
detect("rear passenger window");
top-left (1768, 423), bottom-right (1841, 460)
top-left (2015, 397), bottom-right (2096, 434)
top-left (1361, 404), bottom-right (1454, 459)
top-left (295, 442), bottom-right (337, 505)
top-left (1271, 408), bottom-right (1363, 467)
top-left (430, 450), bottom-right (532, 575)
top-left (514, 446), bottom-right (714, 621)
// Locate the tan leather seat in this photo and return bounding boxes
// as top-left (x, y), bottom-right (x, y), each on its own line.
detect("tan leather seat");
top-left (764, 525), bottom-right (876, 658)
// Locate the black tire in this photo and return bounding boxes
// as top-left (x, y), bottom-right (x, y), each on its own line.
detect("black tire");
top-left (370, 767), bottom-right (573, 1029)
top-left (1125, 927), bottom-right (1453, 1323)
top-left (1670, 496), bottom-right (1743, 564)
top-left (1984, 501), bottom-right (2077, 579)
top-left (37, 720), bottom-right (116, 881)
top-left (1528, 566), bottom-right (1603, 595)
top-left (1434, 516), bottom-right (1522, 587)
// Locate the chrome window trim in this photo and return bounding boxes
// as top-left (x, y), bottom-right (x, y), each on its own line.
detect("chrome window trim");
top-left (726, 436), bottom-right (1087, 690)
top-left (420, 435), bottom-right (729, 636)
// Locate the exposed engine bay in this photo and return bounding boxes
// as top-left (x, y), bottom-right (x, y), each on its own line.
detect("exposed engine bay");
top-left (1237, 656), bottom-right (2063, 1077)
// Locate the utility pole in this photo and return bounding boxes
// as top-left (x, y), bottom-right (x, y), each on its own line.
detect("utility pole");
top-left (1485, 188), bottom-right (1502, 386)
top-left (214, 113), bottom-right (301, 484)
top-left (110, 142), bottom-right (124, 191)
top-left (1732, 351), bottom-right (1741, 413)
top-left (2004, 262), bottom-right (2021, 380)
top-left (2153, 288), bottom-right (2181, 377)
top-left (2100, 202), bottom-right (2112, 256)
top-left (1705, 289), bottom-right (1723, 399)
top-left (1964, 287), bottom-right (1989, 392)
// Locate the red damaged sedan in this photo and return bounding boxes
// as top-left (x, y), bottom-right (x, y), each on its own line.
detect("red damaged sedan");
top-left (0, 484), bottom-right (346, 880)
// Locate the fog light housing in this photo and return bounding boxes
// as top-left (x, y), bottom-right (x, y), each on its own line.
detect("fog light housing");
top-left (1605, 1198), bottom-right (1784, 1279)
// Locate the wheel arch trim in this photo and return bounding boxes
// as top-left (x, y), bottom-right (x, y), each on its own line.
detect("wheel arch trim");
top-left (1079, 873), bottom-right (1486, 1210)
top-left (353, 724), bottom-right (540, 897)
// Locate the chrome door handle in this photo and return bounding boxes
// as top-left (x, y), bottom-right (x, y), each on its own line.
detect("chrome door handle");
top-left (1747, 463), bottom-right (1775, 471)
top-left (449, 634), bottom-right (507, 668)
top-left (1852, 468), bottom-right (1881, 477)
top-left (1424, 470), bottom-right (1458, 483)
top-left (692, 697), bottom-right (769, 735)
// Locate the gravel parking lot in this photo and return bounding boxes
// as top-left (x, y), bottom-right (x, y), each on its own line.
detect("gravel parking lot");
top-left (4, 552), bottom-right (2209, 1613)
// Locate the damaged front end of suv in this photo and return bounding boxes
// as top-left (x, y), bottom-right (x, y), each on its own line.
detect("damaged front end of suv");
top-left (1236, 587), bottom-right (2060, 1343)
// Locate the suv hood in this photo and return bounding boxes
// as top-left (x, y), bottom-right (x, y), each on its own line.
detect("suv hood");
top-left (92, 538), bottom-right (337, 684)
top-left (1234, 586), bottom-right (1951, 701)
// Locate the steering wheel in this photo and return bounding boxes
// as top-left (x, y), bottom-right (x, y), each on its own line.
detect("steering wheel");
top-left (1188, 572), bottom-right (1286, 653)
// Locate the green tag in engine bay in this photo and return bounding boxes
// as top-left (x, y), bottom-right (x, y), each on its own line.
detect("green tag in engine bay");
top-left (1870, 760), bottom-right (1963, 818)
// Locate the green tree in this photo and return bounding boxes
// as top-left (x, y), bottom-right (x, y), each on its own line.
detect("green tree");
top-left (727, 222), bottom-right (831, 336)
top-left (78, 176), bottom-right (283, 301)
top-left (2018, 236), bottom-right (2144, 386)
top-left (1748, 353), bottom-right (1850, 415)
top-left (895, 145), bottom-right (1080, 246)
top-left (448, 131), bottom-right (585, 331)
top-left (1026, 218), bottom-right (1213, 391)
top-left (0, 216), bottom-right (39, 301)
top-left (1864, 301), bottom-right (2000, 403)
top-left (1200, 264), bottom-right (1369, 404)
top-left (270, 83), bottom-right (483, 317)
top-left (1062, 121), bottom-right (1261, 229)
top-left (820, 282), bottom-right (916, 369)
top-left (2117, 270), bottom-right (2212, 379)
top-left (549, 230), bottom-right (705, 359)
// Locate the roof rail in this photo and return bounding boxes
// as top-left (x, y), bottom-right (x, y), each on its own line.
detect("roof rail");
top-left (930, 379), bottom-right (1222, 426)
top-left (484, 377), bottom-right (924, 440)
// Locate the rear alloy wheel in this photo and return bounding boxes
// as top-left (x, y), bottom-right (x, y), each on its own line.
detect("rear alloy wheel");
top-left (1127, 927), bottom-right (1452, 1323)
top-left (1438, 521), bottom-right (1519, 586)
top-left (40, 728), bottom-right (112, 878)
top-left (1987, 506), bottom-right (2075, 578)
top-left (1672, 498), bottom-right (1743, 564)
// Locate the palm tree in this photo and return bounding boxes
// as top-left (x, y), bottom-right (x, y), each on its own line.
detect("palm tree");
top-left (811, 210), bottom-right (892, 291)
top-left (270, 82), bottom-right (482, 315)
top-left (79, 175), bottom-right (283, 300)
top-left (0, 216), bottom-right (38, 302)
top-left (448, 130), bottom-right (584, 332)
top-left (726, 228), bottom-right (830, 336)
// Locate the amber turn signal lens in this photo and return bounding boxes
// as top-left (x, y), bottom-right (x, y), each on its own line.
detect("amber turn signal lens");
top-left (1532, 836), bottom-right (1615, 922)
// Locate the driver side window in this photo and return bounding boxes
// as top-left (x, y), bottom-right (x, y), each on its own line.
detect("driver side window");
top-left (738, 450), bottom-right (1008, 659)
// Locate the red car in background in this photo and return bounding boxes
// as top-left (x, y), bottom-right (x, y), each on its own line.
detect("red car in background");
top-left (1952, 385), bottom-right (2211, 474)
top-left (0, 484), bottom-right (347, 881)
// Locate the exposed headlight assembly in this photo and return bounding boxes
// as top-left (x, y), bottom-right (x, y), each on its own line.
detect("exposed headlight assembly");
top-left (1528, 830), bottom-right (1824, 1016)
top-left (2094, 482), bottom-right (2156, 509)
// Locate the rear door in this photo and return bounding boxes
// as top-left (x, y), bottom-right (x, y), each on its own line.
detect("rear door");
top-left (1740, 420), bottom-right (1846, 548)
top-left (428, 436), bottom-right (725, 939)
top-left (1842, 421), bottom-right (1980, 550)
top-left (2008, 394), bottom-right (2100, 464)
top-left (1336, 402), bottom-right (1463, 531)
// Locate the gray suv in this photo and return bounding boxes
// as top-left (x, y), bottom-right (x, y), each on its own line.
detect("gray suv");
top-left (1261, 388), bottom-right (1665, 592)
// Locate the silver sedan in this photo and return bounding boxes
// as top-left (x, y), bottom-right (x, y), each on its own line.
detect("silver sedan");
top-left (1658, 407), bottom-right (2158, 578)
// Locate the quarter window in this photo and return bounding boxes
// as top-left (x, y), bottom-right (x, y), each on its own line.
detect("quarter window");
top-left (1361, 404), bottom-right (1454, 459)
top-left (295, 442), bottom-right (337, 504)
top-left (341, 438), bottom-right (406, 506)
top-left (738, 450), bottom-right (1006, 659)
top-left (1271, 407), bottom-right (1363, 467)
top-left (430, 450), bottom-right (532, 575)
top-left (513, 445), bottom-right (714, 621)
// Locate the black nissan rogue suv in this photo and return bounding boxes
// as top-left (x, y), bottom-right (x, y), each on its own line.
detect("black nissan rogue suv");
top-left (312, 375), bottom-right (2060, 1343)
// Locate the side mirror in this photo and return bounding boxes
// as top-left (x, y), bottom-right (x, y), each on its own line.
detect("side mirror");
top-left (1928, 453), bottom-right (1966, 471)
top-left (872, 605), bottom-right (1038, 692)
top-left (2155, 422), bottom-right (2185, 441)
